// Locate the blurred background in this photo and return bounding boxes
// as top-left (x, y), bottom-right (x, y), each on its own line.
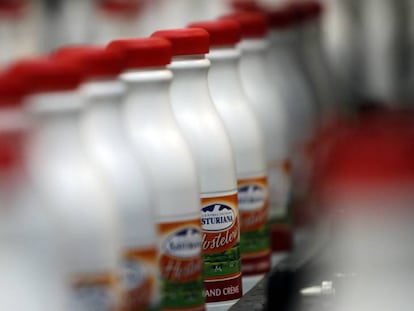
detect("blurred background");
top-left (2, 0), bottom-right (414, 108)
top-left (3, 1), bottom-right (414, 310)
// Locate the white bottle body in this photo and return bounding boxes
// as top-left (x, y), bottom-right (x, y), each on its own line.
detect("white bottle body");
top-left (80, 79), bottom-right (159, 310)
top-left (238, 38), bottom-right (292, 223)
top-left (168, 56), bottom-right (242, 309)
top-left (207, 47), bottom-right (270, 294)
top-left (267, 29), bottom-right (318, 205)
top-left (25, 91), bottom-right (122, 311)
top-left (267, 30), bottom-right (317, 151)
top-left (0, 107), bottom-right (71, 311)
top-left (121, 68), bottom-right (205, 311)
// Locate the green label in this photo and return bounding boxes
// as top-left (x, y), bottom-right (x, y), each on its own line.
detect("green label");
top-left (203, 244), bottom-right (242, 278)
top-left (161, 276), bottom-right (205, 309)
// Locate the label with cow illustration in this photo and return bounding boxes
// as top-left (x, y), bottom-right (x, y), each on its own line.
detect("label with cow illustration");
top-left (121, 247), bottom-right (160, 311)
top-left (238, 176), bottom-right (271, 276)
top-left (158, 219), bottom-right (205, 311)
top-left (201, 192), bottom-right (242, 303)
top-left (71, 272), bottom-right (121, 311)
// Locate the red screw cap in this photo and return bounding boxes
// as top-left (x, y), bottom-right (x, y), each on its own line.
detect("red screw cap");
top-left (107, 37), bottom-right (172, 69)
top-left (221, 12), bottom-right (268, 39)
top-left (151, 28), bottom-right (210, 56)
top-left (285, 1), bottom-right (324, 24)
top-left (98, 0), bottom-right (144, 16)
top-left (0, 0), bottom-right (26, 16)
top-left (187, 20), bottom-right (241, 47)
top-left (231, 0), bottom-right (261, 12)
top-left (267, 7), bottom-right (292, 30)
top-left (5, 58), bottom-right (84, 94)
top-left (52, 45), bottom-right (125, 79)
top-left (0, 74), bottom-right (26, 107)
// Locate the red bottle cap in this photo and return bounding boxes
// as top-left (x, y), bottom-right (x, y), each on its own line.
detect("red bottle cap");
top-left (107, 37), bottom-right (172, 69)
top-left (221, 12), bottom-right (268, 38)
top-left (151, 28), bottom-right (210, 56)
top-left (5, 58), bottom-right (84, 94)
top-left (0, 75), bottom-right (26, 107)
top-left (231, 0), bottom-right (261, 12)
top-left (285, 1), bottom-right (324, 24)
top-left (52, 46), bottom-right (125, 79)
top-left (267, 7), bottom-right (292, 30)
top-left (0, 0), bottom-right (26, 16)
top-left (98, 0), bottom-right (144, 16)
top-left (187, 20), bottom-right (242, 47)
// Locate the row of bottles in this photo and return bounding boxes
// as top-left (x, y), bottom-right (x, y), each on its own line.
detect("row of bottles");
top-left (0, 1), bottom-right (333, 311)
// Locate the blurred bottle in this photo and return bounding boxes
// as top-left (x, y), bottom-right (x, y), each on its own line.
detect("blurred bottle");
top-left (266, 6), bottom-right (318, 156)
top-left (223, 12), bottom-right (293, 262)
top-left (7, 59), bottom-right (122, 311)
top-left (107, 38), bottom-right (205, 311)
top-left (153, 27), bottom-right (241, 309)
top-left (201, 15), bottom-right (270, 294)
top-left (0, 0), bottom-right (31, 66)
top-left (0, 74), bottom-right (70, 311)
top-left (52, 46), bottom-right (160, 311)
top-left (288, 1), bottom-right (338, 124)
top-left (359, 0), bottom-right (405, 103)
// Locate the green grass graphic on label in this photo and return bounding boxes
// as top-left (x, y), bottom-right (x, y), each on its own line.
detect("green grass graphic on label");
top-left (240, 224), bottom-right (270, 254)
top-left (204, 244), bottom-right (241, 278)
top-left (161, 276), bottom-right (205, 309)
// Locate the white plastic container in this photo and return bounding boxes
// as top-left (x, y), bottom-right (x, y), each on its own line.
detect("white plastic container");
top-left (287, 1), bottom-right (336, 125)
top-left (192, 20), bottom-right (270, 293)
top-left (107, 38), bottom-right (205, 311)
top-left (266, 7), bottom-right (318, 155)
top-left (151, 28), bottom-right (241, 309)
top-left (221, 13), bottom-right (293, 260)
top-left (0, 75), bottom-right (71, 311)
top-left (268, 1), bottom-right (331, 232)
top-left (52, 46), bottom-right (160, 311)
top-left (7, 59), bottom-right (122, 311)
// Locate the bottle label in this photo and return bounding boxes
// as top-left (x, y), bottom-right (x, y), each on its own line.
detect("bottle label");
top-left (201, 193), bottom-right (242, 303)
top-left (71, 273), bottom-right (120, 311)
top-left (158, 219), bottom-right (205, 311)
top-left (121, 247), bottom-right (160, 311)
top-left (268, 159), bottom-right (292, 222)
top-left (238, 176), bottom-right (271, 276)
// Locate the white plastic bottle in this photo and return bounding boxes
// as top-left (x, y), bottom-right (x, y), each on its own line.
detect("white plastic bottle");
top-left (286, 1), bottom-right (337, 125)
top-left (107, 38), bottom-right (205, 311)
top-left (189, 20), bottom-right (270, 292)
top-left (52, 46), bottom-right (160, 311)
top-left (265, 8), bottom-right (318, 157)
top-left (219, 13), bottom-right (294, 262)
top-left (151, 28), bottom-right (242, 309)
top-left (0, 75), bottom-right (71, 311)
top-left (7, 59), bottom-right (122, 311)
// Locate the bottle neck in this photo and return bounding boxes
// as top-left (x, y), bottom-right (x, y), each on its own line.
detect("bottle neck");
top-left (269, 29), bottom-right (296, 45)
top-left (81, 78), bottom-right (125, 102)
top-left (26, 91), bottom-right (83, 153)
top-left (207, 47), bottom-right (246, 105)
top-left (121, 68), bottom-right (174, 126)
top-left (81, 79), bottom-right (125, 128)
top-left (238, 38), bottom-right (269, 68)
top-left (238, 39), bottom-right (274, 99)
top-left (168, 56), bottom-right (214, 111)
